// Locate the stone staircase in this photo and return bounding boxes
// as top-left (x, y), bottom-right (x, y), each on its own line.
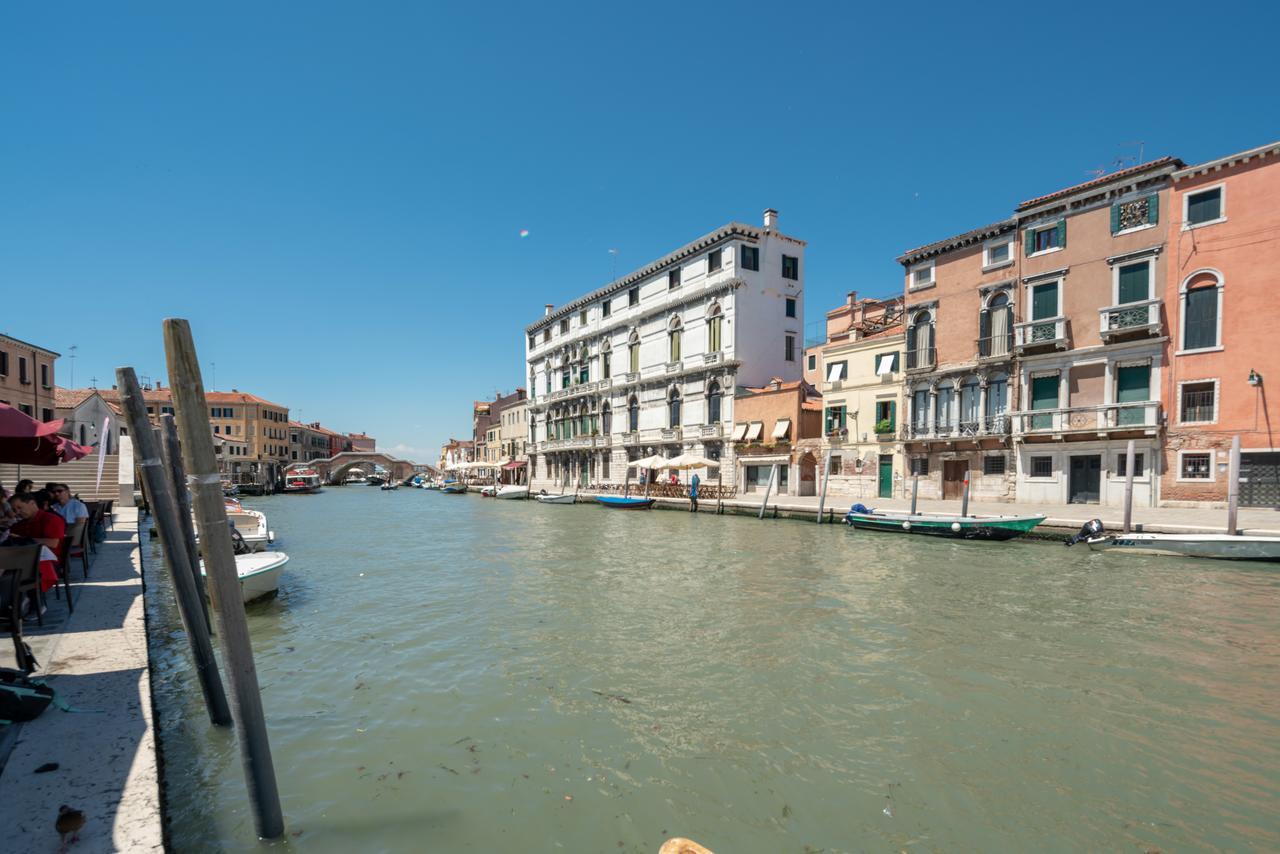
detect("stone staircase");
top-left (0, 455), bottom-right (121, 500)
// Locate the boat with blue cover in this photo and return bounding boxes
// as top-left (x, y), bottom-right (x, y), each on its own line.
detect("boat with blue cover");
top-left (844, 503), bottom-right (1044, 540)
top-left (595, 496), bottom-right (656, 510)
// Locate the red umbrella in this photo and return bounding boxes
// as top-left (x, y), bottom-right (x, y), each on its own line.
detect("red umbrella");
top-left (0, 403), bottom-right (94, 465)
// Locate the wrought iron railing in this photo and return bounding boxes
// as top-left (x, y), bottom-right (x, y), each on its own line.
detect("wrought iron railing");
top-left (905, 347), bottom-right (936, 370)
top-left (1099, 298), bottom-right (1161, 338)
top-left (977, 334), bottom-right (1014, 359)
top-left (1014, 317), bottom-right (1067, 350)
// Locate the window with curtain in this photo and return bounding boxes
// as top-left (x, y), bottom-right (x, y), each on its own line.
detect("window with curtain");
top-left (912, 389), bottom-right (929, 430)
top-left (983, 293), bottom-right (1011, 357)
top-left (960, 379), bottom-right (980, 427)
top-left (1184, 285), bottom-right (1219, 350)
top-left (936, 386), bottom-right (954, 429)
top-left (629, 343), bottom-right (639, 373)
top-left (985, 375), bottom-right (1009, 423)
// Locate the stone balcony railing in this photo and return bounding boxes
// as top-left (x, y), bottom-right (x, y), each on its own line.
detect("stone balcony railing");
top-left (1099, 298), bottom-right (1162, 340)
top-left (1013, 401), bottom-right (1161, 435)
top-left (1014, 316), bottom-right (1068, 351)
top-left (903, 415), bottom-right (1011, 441)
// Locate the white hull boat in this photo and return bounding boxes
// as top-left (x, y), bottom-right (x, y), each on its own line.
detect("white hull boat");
top-left (495, 485), bottom-right (529, 500)
top-left (1087, 532), bottom-right (1280, 562)
top-left (202, 551), bottom-right (289, 603)
top-left (218, 499), bottom-right (273, 552)
top-left (535, 493), bottom-right (576, 505)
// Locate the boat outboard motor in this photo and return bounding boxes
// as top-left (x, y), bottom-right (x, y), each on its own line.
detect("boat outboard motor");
top-left (228, 521), bottom-right (251, 555)
top-left (1064, 518), bottom-right (1105, 547)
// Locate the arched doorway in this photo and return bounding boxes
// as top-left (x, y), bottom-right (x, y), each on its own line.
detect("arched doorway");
top-left (798, 452), bottom-right (817, 496)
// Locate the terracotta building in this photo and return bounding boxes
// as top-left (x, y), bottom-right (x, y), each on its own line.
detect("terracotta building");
top-left (730, 378), bottom-right (823, 495)
top-left (347, 432), bottom-right (376, 452)
top-left (0, 333), bottom-right (59, 422)
top-left (1160, 141), bottom-right (1280, 506)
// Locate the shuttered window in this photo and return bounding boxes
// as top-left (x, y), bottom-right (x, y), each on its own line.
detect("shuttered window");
top-left (1184, 287), bottom-right (1219, 350)
top-left (1186, 188), bottom-right (1222, 225)
top-left (1031, 282), bottom-right (1058, 320)
top-left (1115, 365), bottom-right (1151, 426)
top-left (1117, 262), bottom-right (1150, 304)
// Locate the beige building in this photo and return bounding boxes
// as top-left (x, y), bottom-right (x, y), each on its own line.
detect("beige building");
top-left (0, 333), bottom-right (59, 422)
top-left (498, 400), bottom-right (529, 461)
top-left (289, 421), bottom-right (331, 462)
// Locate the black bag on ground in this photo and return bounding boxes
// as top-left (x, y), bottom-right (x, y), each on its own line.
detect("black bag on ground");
top-left (0, 667), bottom-right (55, 721)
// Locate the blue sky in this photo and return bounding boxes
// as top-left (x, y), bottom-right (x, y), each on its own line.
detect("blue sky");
top-left (3, 1), bottom-right (1277, 461)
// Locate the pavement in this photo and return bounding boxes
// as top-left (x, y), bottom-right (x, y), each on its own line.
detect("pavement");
top-left (0, 507), bottom-right (163, 853)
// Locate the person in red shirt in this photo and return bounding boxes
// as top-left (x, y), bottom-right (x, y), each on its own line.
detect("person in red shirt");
top-left (7, 491), bottom-right (65, 595)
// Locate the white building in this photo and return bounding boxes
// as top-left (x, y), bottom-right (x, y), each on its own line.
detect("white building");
top-left (525, 209), bottom-right (806, 488)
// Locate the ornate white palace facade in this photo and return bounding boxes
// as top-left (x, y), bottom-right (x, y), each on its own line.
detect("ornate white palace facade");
top-left (525, 209), bottom-right (806, 488)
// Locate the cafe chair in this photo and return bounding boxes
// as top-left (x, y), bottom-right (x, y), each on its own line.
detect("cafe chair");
top-left (0, 544), bottom-right (42, 672)
top-left (53, 535), bottom-right (76, 614)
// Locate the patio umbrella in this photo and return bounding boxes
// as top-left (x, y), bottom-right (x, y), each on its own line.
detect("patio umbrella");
top-left (664, 454), bottom-right (717, 470)
top-left (630, 454), bottom-right (668, 470)
top-left (0, 403), bottom-right (94, 465)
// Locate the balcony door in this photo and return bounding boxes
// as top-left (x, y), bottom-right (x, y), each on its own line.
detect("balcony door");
top-left (1030, 282), bottom-right (1059, 342)
top-left (1030, 375), bottom-right (1058, 431)
top-left (1115, 365), bottom-right (1150, 426)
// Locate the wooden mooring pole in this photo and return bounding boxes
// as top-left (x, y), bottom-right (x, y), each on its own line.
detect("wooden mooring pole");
top-left (910, 474), bottom-right (919, 515)
top-left (960, 474), bottom-right (971, 518)
top-left (115, 368), bottom-right (231, 727)
top-left (1122, 439), bottom-right (1136, 534)
top-left (816, 450), bottom-right (832, 523)
top-left (160, 414), bottom-right (212, 628)
top-left (163, 319), bottom-right (285, 840)
top-left (1227, 434), bottom-right (1241, 535)
top-left (758, 462), bottom-right (778, 520)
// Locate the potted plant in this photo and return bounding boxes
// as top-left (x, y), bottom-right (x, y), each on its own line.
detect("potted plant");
top-left (874, 418), bottom-right (894, 435)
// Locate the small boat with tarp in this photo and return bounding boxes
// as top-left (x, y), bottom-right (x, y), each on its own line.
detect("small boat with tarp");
top-left (843, 503), bottom-right (1044, 540)
top-left (440, 480), bottom-right (467, 495)
top-left (596, 495), bottom-right (656, 510)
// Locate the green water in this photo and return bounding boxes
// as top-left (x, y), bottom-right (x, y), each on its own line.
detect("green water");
top-left (145, 488), bottom-right (1280, 852)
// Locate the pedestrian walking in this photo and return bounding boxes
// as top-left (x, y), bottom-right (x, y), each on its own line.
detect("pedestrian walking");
top-left (689, 472), bottom-right (700, 512)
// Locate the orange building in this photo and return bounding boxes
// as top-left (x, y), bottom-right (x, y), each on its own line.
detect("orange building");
top-left (1161, 141), bottom-right (1280, 506)
top-left (730, 378), bottom-right (823, 495)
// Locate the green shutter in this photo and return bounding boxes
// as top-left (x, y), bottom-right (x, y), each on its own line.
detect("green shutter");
top-left (1116, 365), bottom-right (1151, 426)
top-left (1030, 376), bottom-right (1058, 430)
top-left (1032, 282), bottom-right (1058, 320)
top-left (1024, 229), bottom-right (1035, 256)
top-left (1184, 287), bottom-right (1218, 349)
top-left (1147, 193), bottom-right (1158, 225)
top-left (1118, 262), bottom-right (1149, 304)
top-left (1110, 204), bottom-right (1121, 234)
top-left (1056, 219), bottom-right (1067, 248)
top-left (888, 400), bottom-right (896, 431)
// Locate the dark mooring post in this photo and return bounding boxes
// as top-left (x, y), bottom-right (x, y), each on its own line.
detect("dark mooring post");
top-left (1122, 439), bottom-right (1136, 534)
top-left (163, 319), bottom-right (284, 840)
top-left (910, 474), bottom-right (919, 515)
top-left (960, 474), bottom-right (971, 518)
top-left (1227, 434), bottom-right (1241, 535)
top-left (816, 450), bottom-right (832, 524)
top-left (116, 368), bottom-right (231, 727)
top-left (161, 414), bottom-right (212, 629)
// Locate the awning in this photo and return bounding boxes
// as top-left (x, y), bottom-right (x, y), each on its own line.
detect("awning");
top-left (877, 354), bottom-right (896, 375)
top-left (826, 362), bottom-right (845, 382)
top-left (772, 418), bottom-right (791, 440)
top-left (730, 423), bottom-right (749, 441)
top-left (502, 460), bottom-right (527, 470)
top-left (745, 421), bottom-right (764, 441)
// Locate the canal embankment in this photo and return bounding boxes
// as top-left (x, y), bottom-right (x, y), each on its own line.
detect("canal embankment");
top-left (0, 506), bottom-right (163, 852)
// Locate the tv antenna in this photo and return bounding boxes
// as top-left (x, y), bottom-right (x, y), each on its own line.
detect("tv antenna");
top-left (68, 344), bottom-right (78, 388)
top-left (608, 248), bottom-right (619, 283)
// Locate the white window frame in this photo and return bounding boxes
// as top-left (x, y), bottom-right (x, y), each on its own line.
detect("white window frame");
top-left (1177, 378), bottom-right (1219, 425)
top-left (908, 260), bottom-right (935, 291)
top-left (1176, 269), bottom-right (1225, 355)
top-left (1024, 274), bottom-right (1064, 320)
top-left (982, 237), bottom-right (1014, 270)
top-left (1182, 182), bottom-right (1227, 231)
top-left (1027, 222), bottom-right (1064, 258)
top-left (1110, 255), bottom-right (1155, 305)
top-left (1026, 453), bottom-right (1057, 481)
top-left (1176, 449), bottom-right (1217, 483)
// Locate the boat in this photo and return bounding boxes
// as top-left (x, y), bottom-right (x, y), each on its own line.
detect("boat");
top-left (221, 498), bottom-right (274, 551)
top-left (495, 484), bottom-right (529, 500)
top-left (440, 480), bottom-right (468, 495)
top-left (595, 496), bottom-right (656, 510)
top-left (343, 471), bottom-right (367, 485)
top-left (535, 492), bottom-right (576, 505)
top-left (380, 482), bottom-right (399, 491)
top-left (367, 473), bottom-right (387, 486)
top-left (843, 503), bottom-right (1044, 540)
top-left (479, 484), bottom-right (497, 497)
top-left (282, 468), bottom-right (323, 494)
top-left (1067, 519), bottom-right (1280, 562)
top-left (201, 551), bottom-right (289, 603)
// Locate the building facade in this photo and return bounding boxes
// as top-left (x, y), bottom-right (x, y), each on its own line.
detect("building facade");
top-left (347, 432), bottom-right (376, 452)
top-left (525, 209), bottom-right (806, 489)
top-left (0, 333), bottom-right (59, 422)
top-left (438, 438), bottom-right (474, 471)
top-left (54, 388), bottom-right (124, 454)
top-left (730, 378), bottom-right (823, 495)
top-left (1160, 141), bottom-right (1280, 506)
top-left (289, 421), bottom-right (332, 462)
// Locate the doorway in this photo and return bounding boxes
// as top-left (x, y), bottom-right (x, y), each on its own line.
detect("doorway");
top-left (942, 460), bottom-right (968, 500)
top-left (878, 455), bottom-right (894, 498)
top-left (1069, 455), bottom-right (1102, 504)
top-left (1241, 452), bottom-right (1280, 507)
top-left (798, 454), bottom-right (817, 496)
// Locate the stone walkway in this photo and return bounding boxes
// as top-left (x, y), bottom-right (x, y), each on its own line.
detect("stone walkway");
top-left (0, 507), bottom-right (162, 852)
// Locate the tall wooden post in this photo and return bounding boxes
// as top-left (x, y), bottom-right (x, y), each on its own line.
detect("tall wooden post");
top-left (163, 319), bottom-right (285, 839)
top-left (716, 464), bottom-right (724, 515)
top-left (910, 474), bottom-right (919, 515)
top-left (1227, 435), bottom-right (1241, 535)
top-left (816, 450), bottom-right (832, 523)
top-left (1122, 439), bottom-right (1136, 534)
top-left (160, 415), bottom-right (212, 628)
top-left (960, 474), bottom-right (971, 518)
top-left (115, 368), bottom-right (230, 727)
top-left (758, 462), bottom-right (778, 519)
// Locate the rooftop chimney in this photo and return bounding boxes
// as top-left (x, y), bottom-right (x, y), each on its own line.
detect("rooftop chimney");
top-left (763, 208), bottom-right (779, 230)
top-left (544, 303), bottom-right (554, 316)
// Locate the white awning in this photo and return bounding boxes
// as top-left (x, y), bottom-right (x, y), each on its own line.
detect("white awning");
top-left (826, 362), bottom-right (846, 382)
top-left (730, 423), bottom-right (749, 441)
top-left (745, 421), bottom-right (764, 441)
top-left (772, 418), bottom-right (792, 440)
top-left (877, 354), bottom-right (896, 375)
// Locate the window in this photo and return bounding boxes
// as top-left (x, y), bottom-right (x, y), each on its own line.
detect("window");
top-left (579, 309), bottom-right (588, 325)
top-left (602, 352), bottom-right (611, 379)
top-left (559, 319), bottom-right (569, 334)
top-left (740, 246), bottom-right (759, 271)
top-left (1116, 260), bottom-right (1151, 305)
top-left (544, 371), bottom-right (552, 393)
top-left (41, 408), bottom-right (53, 422)
top-left (18, 403), bottom-right (33, 416)
top-left (807, 354), bottom-right (816, 371)
top-left (825, 405), bottom-right (847, 434)
top-left (983, 240), bottom-right (1012, 267)
top-left (543, 329), bottom-right (551, 343)
top-left (1029, 375), bottom-right (1059, 430)
top-left (1116, 453), bottom-right (1145, 477)
top-left (668, 268), bottom-right (681, 289)
top-left (668, 389), bottom-right (681, 428)
top-left (874, 399), bottom-right (896, 433)
top-left (707, 381), bottom-right (722, 423)
top-left (1180, 452), bottom-right (1212, 480)
top-left (708, 313), bottom-right (723, 352)
top-left (907, 311), bottom-right (934, 369)
top-left (875, 352), bottom-right (898, 375)
top-left (214, 425), bottom-right (220, 434)
top-left (784, 334), bottom-right (796, 362)
top-left (529, 334), bottom-right (536, 349)
top-left (826, 361), bottom-right (847, 383)
top-left (1111, 194), bottom-right (1158, 233)
top-left (561, 370), bottom-right (570, 389)
top-left (983, 456), bottom-right (1006, 476)
top-left (0, 351), bottom-right (6, 375)
top-left (1026, 220), bottom-right (1065, 255)
top-left (1182, 271), bottom-right (1221, 351)
top-left (1185, 186), bottom-right (1223, 227)
top-left (910, 457), bottom-right (929, 476)
top-left (669, 329), bottom-right (682, 362)
top-left (629, 342), bottom-right (639, 373)
top-left (1030, 456), bottom-right (1053, 478)
top-left (601, 403), bottom-right (612, 435)
top-left (602, 299), bottom-right (611, 318)
top-left (18, 357), bottom-right (28, 384)
top-left (909, 261), bottom-right (934, 289)
top-left (1180, 381), bottom-right (1216, 423)
top-left (40, 364), bottom-right (49, 388)
top-left (628, 396), bottom-right (639, 431)
top-left (782, 255), bottom-right (799, 280)
top-left (628, 287), bottom-right (639, 306)
top-left (708, 248), bottom-right (722, 272)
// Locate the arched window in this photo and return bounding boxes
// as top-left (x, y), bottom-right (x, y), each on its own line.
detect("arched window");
top-left (707, 303), bottom-right (724, 352)
top-left (628, 395), bottom-right (639, 432)
top-left (668, 317), bottom-right (683, 363)
top-left (1181, 270), bottom-right (1222, 351)
top-left (601, 402), bottom-right (612, 435)
top-left (981, 292), bottom-right (1012, 358)
top-left (707, 381), bottom-right (722, 423)
top-left (668, 388), bottom-right (682, 428)
top-left (908, 310), bottom-right (934, 369)
top-left (628, 329), bottom-right (641, 374)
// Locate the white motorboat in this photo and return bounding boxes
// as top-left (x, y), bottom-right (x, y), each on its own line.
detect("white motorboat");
top-left (479, 484), bottom-right (497, 497)
top-left (1068, 519), bottom-right (1280, 563)
top-left (202, 551), bottom-right (289, 603)
top-left (535, 492), bottom-right (576, 505)
top-left (222, 499), bottom-right (273, 552)
top-left (283, 468), bottom-right (323, 494)
top-left (495, 484), bottom-right (529, 500)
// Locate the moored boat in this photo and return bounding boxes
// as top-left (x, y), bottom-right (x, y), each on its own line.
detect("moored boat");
top-left (1068, 519), bottom-right (1280, 562)
top-left (535, 492), bottom-right (575, 505)
top-left (495, 484), bottom-right (528, 500)
top-left (202, 551), bottom-right (289, 603)
top-left (217, 498), bottom-right (274, 551)
top-left (283, 468), bottom-right (323, 494)
top-left (844, 503), bottom-right (1044, 540)
top-left (440, 480), bottom-right (468, 494)
top-left (595, 496), bottom-right (656, 510)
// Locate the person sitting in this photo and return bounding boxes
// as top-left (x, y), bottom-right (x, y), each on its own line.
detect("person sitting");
top-left (5, 491), bottom-right (65, 617)
top-left (50, 484), bottom-right (89, 529)
top-left (14, 479), bottom-right (34, 496)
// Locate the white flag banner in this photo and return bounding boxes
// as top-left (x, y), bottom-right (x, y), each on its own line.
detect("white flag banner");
top-left (95, 416), bottom-right (110, 494)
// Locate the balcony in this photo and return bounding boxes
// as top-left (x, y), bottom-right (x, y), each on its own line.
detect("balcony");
top-left (661, 427), bottom-right (683, 441)
top-left (623, 371), bottom-right (640, 385)
top-left (1099, 298), bottom-right (1162, 340)
top-left (666, 361), bottom-right (683, 374)
top-left (700, 423), bottom-right (723, 439)
top-left (1014, 401), bottom-right (1161, 436)
top-left (904, 347), bottom-right (936, 372)
top-left (824, 428), bottom-right (849, 445)
top-left (1014, 317), bottom-right (1068, 352)
top-left (620, 432), bottom-right (639, 446)
top-left (906, 414), bottom-right (1012, 441)
top-left (702, 352), bottom-right (724, 367)
top-left (976, 335), bottom-right (1014, 362)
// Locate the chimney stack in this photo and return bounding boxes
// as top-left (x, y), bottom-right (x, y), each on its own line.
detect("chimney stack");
top-left (763, 208), bottom-right (779, 230)
top-left (544, 303), bottom-right (554, 317)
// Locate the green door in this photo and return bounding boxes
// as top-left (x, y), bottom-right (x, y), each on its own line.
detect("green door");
top-left (1115, 365), bottom-right (1150, 426)
top-left (1030, 282), bottom-right (1059, 343)
top-left (1030, 375), bottom-right (1058, 430)
top-left (878, 455), bottom-right (893, 498)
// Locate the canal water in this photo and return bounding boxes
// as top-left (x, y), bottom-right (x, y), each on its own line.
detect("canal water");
top-left (145, 488), bottom-right (1280, 852)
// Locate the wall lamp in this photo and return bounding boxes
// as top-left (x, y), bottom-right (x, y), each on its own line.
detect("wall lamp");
top-left (1249, 369), bottom-right (1263, 387)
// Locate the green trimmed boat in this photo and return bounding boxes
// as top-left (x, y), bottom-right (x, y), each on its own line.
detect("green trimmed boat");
top-left (844, 504), bottom-right (1045, 541)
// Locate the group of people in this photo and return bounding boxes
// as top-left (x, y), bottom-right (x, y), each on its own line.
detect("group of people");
top-left (1, 478), bottom-right (91, 620)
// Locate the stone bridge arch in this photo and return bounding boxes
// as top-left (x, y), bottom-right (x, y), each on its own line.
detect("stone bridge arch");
top-left (288, 451), bottom-right (429, 484)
